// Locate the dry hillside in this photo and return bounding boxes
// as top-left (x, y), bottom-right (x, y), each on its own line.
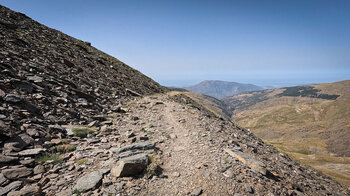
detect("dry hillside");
top-left (223, 80), bottom-right (350, 185)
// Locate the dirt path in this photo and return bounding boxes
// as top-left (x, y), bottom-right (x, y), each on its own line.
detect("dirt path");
top-left (144, 101), bottom-right (200, 195)
top-left (140, 97), bottom-right (235, 195)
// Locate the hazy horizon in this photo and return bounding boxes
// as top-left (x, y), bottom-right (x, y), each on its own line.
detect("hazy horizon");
top-left (2, 0), bottom-right (349, 88)
top-left (160, 71), bottom-right (349, 88)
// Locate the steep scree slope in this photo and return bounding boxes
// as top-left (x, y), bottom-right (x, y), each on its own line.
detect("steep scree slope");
top-left (0, 5), bottom-right (164, 139)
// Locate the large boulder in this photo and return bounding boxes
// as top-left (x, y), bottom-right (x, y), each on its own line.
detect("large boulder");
top-left (111, 153), bottom-right (149, 177)
top-left (74, 171), bottom-right (103, 192)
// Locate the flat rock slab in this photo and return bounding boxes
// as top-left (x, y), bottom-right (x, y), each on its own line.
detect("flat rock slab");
top-left (18, 148), bottom-right (45, 156)
top-left (7, 185), bottom-right (37, 196)
top-left (0, 155), bottom-right (18, 163)
top-left (111, 153), bottom-right (149, 177)
top-left (112, 142), bottom-right (155, 155)
top-left (224, 149), bottom-right (267, 175)
top-left (118, 149), bottom-right (155, 159)
top-left (74, 171), bottom-right (103, 192)
top-left (0, 181), bottom-right (23, 196)
top-left (2, 167), bottom-right (33, 180)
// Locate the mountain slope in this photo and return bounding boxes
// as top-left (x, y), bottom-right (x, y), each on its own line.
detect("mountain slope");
top-left (184, 80), bottom-right (264, 99)
top-left (168, 91), bottom-right (232, 120)
top-left (0, 5), bottom-right (349, 196)
top-left (222, 80), bottom-right (350, 185)
top-left (0, 5), bottom-right (164, 140)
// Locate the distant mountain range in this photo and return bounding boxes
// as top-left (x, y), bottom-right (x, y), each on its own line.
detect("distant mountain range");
top-left (184, 80), bottom-right (264, 99)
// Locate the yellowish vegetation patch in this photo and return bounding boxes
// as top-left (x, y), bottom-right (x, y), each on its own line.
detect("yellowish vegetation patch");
top-left (265, 139), bottom-right (350, 185)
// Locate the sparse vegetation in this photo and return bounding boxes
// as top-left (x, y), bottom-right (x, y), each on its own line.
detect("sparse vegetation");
top-left (72, 189), bottom-right (84, 195)
top-left (61, 139), bottom-right (69, 144)
top-left (224, 158), bottom-right (230, 164)
top-left (278, 86), bottom-right (339, 100)
top-left (145, 154), bottom-right (162, 178)
top-left (55, 144), bottom-right (76, 153)
top-left (76, 158), bottom-right (88, 165)
top-left (72, 128), bottom-right (94, 138)
top-left (36, 153), bottom-right (62, 164)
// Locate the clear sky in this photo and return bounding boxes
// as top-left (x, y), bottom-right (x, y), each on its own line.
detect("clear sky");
top-left (2, 0), bottom-right (350, 87)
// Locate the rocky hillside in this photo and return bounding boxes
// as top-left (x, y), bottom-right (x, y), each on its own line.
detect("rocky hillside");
top-left (222, 80), bottom-right (350, 185)
top-left (0, 5), bottom-right (349, 196)
top-left (0, 5), bottom-right (164, 140)
top-left (184, 80), bottom-right (263, 99)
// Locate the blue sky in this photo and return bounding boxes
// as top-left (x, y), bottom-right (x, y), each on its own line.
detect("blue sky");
top-left (2, 0), bottom-right (350, 87)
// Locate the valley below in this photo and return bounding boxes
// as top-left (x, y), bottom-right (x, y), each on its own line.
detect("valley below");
top-left (222, 80), bottom-right (350, 185)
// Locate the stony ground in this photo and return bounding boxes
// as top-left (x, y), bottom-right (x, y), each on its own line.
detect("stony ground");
top-left (2, 93), bottom-right (348, 195)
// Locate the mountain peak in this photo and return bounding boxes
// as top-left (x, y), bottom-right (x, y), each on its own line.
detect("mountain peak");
top-left (185, 80), bottom-right (263, 99)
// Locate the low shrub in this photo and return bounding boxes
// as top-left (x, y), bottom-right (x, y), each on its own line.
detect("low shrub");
top-left (72, 128), bottom-right (93, 138)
